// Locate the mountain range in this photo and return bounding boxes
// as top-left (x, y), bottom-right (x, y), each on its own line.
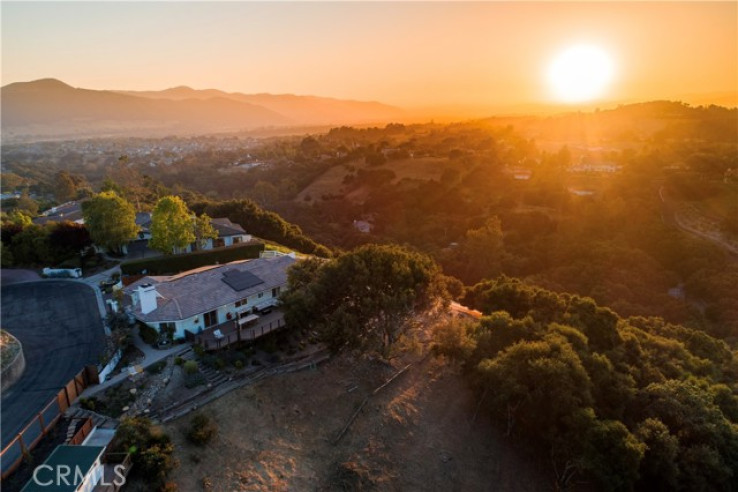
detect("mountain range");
top-left (0, 78), bottom-right (404, 142)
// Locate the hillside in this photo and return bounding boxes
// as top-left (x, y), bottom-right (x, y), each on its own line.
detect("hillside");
top-left (0, 79), bottom-right (403, 142)
top-left (118, 86), bottom-right (405, 127)
top-left (164, 350), bottom-right (549, 491)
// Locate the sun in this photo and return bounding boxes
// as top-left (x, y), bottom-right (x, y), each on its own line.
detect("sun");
top-left (547, 44), bottom-right (615, 103)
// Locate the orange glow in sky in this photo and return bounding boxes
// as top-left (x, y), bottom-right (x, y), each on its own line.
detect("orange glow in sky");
top-left (1, 2), bottom-right (736, 111)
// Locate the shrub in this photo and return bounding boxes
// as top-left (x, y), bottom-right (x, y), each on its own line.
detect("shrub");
top-left (193, 345), bottom-right (205, 357)
top-left (139, 324), bottom-right (159, 345)
top-left (184, 372), bottom-right (206, 389)
top-left (233, 360), bottom-right (244, 369)
top-left (183, 360), bottom-right (198, 375)
top-left (174, 357), bottom-right (184, 366)
top-left (186, 414), bottom-right (218, 446)
top-left (79, 397), bottom-right (97, 411)
top-left (121, 242), bottom-right (265, 275)
top-left (111, 417), bottom-right (177, 488)
top-left (214, 358), bottom-right (226, 370)
top-left (146, 360), bottom-right (167, 375)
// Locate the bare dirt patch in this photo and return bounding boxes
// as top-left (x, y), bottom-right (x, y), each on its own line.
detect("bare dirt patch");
top-left (165, 353), bottom-right (548, 491)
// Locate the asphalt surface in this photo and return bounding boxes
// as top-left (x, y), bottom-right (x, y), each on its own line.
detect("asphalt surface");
top-left (1, 280), bottom-right (106, 448)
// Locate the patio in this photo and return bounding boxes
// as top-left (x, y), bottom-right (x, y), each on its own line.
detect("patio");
top-left (194, 310), bottom-right (287, 350)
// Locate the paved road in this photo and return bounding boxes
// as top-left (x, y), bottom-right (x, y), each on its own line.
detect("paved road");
top-left (0, 269), bottom-right (41, 286)
top-left (1, 281), bottom-right (106, 448)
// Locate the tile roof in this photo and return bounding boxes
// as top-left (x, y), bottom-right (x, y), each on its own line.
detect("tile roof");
top-left (33, 201), bottom-right (84, 225)
top-left (125, 255), bottom-right (295, 322)
top-left (211, 217), bottom-right (246, 237)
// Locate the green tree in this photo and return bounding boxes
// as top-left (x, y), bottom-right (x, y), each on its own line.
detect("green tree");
top-left (194, 213), bottom-right (217, 250)
top-left (463, 216), bottom-right (505, 280)
top-left (53, 170), bottom-right (78, 203)
top-left (149, 196), bottom-right (196, 254)
top-left (282, 244), bottom-right (444, 355)
top-left (10, 224), bottom-right (51, 265)
top-left (15, 190), bottom-right (39, 216)
top-left (3, 210), bottom-right (33, 227)
top-left (112, 417), bottom-right (177, 490)
top-left (82, 191), bottom-right (138, 254)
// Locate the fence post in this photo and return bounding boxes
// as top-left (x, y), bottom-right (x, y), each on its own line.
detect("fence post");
top-left (38, 413), bottom-right (46, 434)
top-left (63, 385), bottom-right (71, 408)
top-left (17, 434), bottom-right (27, 455)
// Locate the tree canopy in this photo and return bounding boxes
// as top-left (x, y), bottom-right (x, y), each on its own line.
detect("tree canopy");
top-left (81, 191), bottom-right (138, 254)
top-left (149, 195), bottom-right (196, 254)
top-left (281, 244), bottom-right (445, 355)
top-left (435, 277), bottom-right (738, 491)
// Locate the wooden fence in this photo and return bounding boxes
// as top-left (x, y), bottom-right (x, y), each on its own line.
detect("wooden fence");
top-left (0, 365), bottom-right (96, 479)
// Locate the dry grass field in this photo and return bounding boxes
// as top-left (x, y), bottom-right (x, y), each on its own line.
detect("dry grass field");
top-left (165, 352), bottom-right (548, 491)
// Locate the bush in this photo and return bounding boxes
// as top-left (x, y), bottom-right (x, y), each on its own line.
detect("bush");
top-left (146, 360), bottom-right (167, 375)
top-left (79, 397), bottom-right (97, 411)
top-left (183, 360), bottom-right (198, 375)
top-left (214, 358), bottom-right (226, 370)
top-left (184, 372), bottom-right (206, 389)
top-left (111, 417), bottom-right (177, 488)
top-left (139, 324), bottom-right (159, 345)
top-left (121, 241), bottom-right (265, 275)
top-left (174, 357), bottom-right (184, 366)
top-left (234, 360), bottom-right (244, 369)
top-left (186, 414), bottom-right (218, 446)
top-left (192, 345), bottom-right (205, 357)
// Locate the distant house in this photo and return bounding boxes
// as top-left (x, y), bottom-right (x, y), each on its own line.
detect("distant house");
top-left (135, 212), bottom-right (152, 240)
top-left (169, 217), bottom-right (252, 254)
top-left (33, 201), bottom-right (85, 225)
top-left (125, 255), bottom-right (295, 340)
top-left (353, 220), bottom-right (373, 234)
top-left (205, 217), bottom-right (251, 249)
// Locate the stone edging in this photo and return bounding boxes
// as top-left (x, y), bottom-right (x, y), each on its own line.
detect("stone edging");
top-left (1, 333), bottom-right (26, 393)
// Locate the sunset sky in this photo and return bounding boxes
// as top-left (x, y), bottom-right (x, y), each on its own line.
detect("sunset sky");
top-left (2, 1), bottom-right (736, 111)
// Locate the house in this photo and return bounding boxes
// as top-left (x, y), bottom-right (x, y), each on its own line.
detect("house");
top-left (168, 217), bottom-right (252, 254)
top-left (135, 212), bottom-right (152, 240)
top-left (124, 254), bottom-right (295, 340)
top-left (33, 201), bottom-right (85, 225)
top-left (205, 217), bottom-right (251, 249)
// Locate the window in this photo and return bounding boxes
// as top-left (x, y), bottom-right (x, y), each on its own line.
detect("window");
top-left (258, 292), bottom-right (264, 298)
top-left (203, 310), bottom-right (218, 327)
top-left (235, 298), bottom-right (248, 308)
top-left (214, 238), bottom-right (225, 248)
top-left (159, 322), bottom-right (176, 338)
top-left (272, 287), bottom-right (281, 297)
top-left (233, 236), bottom-right (242, 244)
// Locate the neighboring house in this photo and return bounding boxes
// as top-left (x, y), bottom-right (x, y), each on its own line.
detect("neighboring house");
top-left (33, 201), bottom-right (85, 225)
top-left (203, 217), bottom-right (251, 249)
top-left (167, 217), bottom-right (252, 254)
top-left (125, 254), bottom-right (295, 340)
top-left (135, 212), bottom-right (152, 240)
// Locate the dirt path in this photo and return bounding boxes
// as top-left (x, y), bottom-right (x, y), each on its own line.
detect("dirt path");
top-left (165, 353), bottom-right (549, 491)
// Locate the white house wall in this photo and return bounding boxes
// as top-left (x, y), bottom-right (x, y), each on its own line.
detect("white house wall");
top-left (144, 284), bottom-right (282, 340)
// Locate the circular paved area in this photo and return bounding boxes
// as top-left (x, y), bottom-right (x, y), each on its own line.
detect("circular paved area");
top-left (1, 280), bottom-right (106, 447)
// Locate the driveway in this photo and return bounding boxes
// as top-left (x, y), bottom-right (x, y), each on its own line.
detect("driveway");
top-left (1, 269), bottom-right (41, 286)
top-left (1, 281), bottom-right (106, 448)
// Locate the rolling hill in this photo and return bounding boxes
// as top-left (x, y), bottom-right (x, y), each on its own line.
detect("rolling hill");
top-left (0, 79), bottom-right (404, 142)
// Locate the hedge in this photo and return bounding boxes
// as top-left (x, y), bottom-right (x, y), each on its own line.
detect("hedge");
top-left (121, 241), bottom-right (265, 275)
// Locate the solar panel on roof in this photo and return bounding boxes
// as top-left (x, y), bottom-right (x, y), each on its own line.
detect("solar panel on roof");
top-left (221, 270), bottom-right (264, 291)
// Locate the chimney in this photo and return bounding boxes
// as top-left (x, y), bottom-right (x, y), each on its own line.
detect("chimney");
top-left (138, 283), bottom-right (158, 315)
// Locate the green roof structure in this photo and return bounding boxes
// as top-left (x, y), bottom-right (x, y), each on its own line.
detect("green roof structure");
top-left (21, 445), bottom-right (105, 492)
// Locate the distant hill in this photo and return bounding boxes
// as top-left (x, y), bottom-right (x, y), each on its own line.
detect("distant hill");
top-left (117, 86), bottom-right (404, 126)
top-left (1, 78), bottom-right (404, 142)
